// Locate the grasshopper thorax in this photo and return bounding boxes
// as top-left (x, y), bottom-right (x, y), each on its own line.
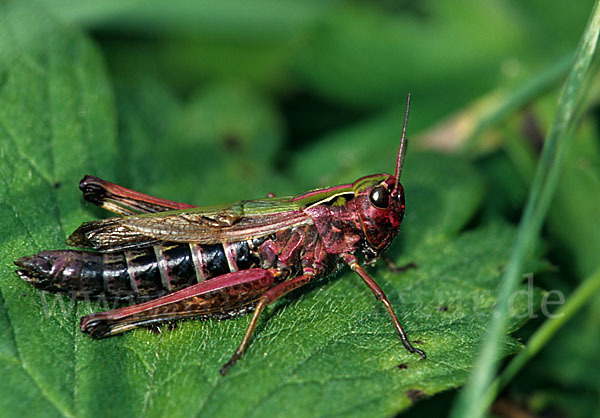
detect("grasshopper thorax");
top-left (352, 174), bottom-right (405, 261)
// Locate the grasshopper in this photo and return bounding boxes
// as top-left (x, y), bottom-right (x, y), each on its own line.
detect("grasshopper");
top-left (15, 95), bottom-right (425, 375)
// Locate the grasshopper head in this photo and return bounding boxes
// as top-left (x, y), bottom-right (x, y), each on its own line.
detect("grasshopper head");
top-left (353, 175), bottom-right (405, 258)
top-left (353, 93), bottom-right (410, 261)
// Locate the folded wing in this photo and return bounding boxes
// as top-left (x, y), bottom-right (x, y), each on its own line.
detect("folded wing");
top-left (67, 207), bottom-right (312, 252)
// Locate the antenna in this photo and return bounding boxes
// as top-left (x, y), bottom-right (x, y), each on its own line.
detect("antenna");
top-left (394, 93), bottom-right (410, 191)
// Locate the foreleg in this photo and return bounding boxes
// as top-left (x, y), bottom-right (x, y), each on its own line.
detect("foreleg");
top-left (341, 253), bottom-right (426, 359)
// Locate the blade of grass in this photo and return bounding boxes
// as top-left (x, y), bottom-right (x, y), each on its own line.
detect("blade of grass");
top-left (450, 2), bottom-right (600, 417)
top-left (479, 267), bottom-right (600, 414)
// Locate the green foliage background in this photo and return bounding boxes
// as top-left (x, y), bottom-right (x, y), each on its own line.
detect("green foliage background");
top-left (0, 1), bottom-right (598, 417)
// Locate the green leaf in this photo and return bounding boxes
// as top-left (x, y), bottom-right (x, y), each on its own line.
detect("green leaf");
top-left (0, 2), bottom-right (542, 417)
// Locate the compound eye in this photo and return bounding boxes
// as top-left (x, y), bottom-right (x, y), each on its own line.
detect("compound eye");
top-left (369, 185), bottom-right (389, 209)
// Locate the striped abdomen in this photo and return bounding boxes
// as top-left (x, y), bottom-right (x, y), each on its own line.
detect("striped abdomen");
top-left (15, 238), bottom-right (267, 302)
